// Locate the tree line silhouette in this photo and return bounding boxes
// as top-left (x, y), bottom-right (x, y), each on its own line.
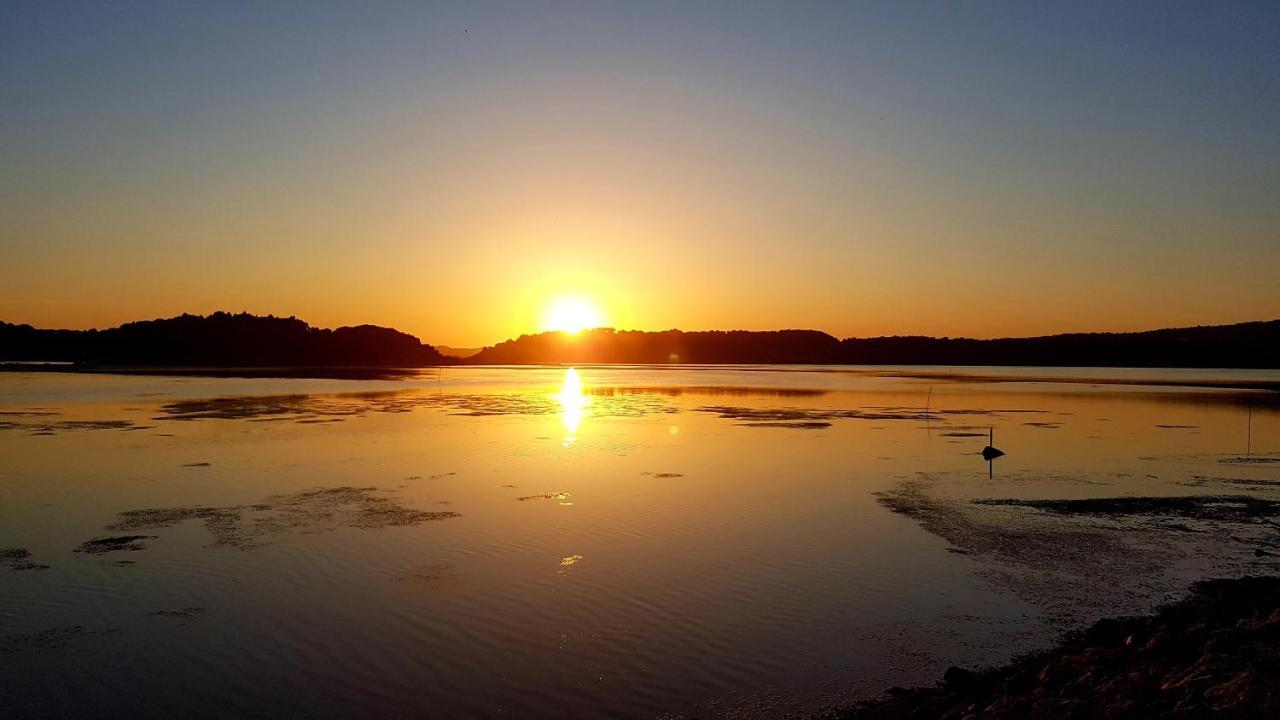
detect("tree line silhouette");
top-left (464, 323), bottom-right (1280, 368)
top-left (0, 312), bottom-right (447, 366)
top-left (2, 313), bottom-right (1277, 369)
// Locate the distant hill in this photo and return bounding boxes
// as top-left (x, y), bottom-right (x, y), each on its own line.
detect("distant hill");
top-left (837, 321), bottom-right (1280, 368)
top-left (3, 314), bottom-right (1277, 370)
top-left (465, 321), bottom-right (1280, 368)
top-left (0, 312), bottom-right (449, 367)
top-left (468, 329), bottom-right (845, 365)
top-left (435, 345), bottom-right (483, 359)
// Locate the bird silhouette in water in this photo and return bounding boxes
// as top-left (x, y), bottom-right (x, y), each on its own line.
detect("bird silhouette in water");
top-left (982, 427), bottom-right (1004, 460)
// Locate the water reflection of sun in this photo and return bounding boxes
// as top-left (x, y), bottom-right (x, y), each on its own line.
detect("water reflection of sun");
top-left (556, 367), bottom-right (590, 445)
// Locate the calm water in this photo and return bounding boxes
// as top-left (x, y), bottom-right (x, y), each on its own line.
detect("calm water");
top-left (2, 366), bottom-right (1278, 718)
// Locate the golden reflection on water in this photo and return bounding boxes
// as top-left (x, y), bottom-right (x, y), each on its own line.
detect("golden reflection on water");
top-left (557, 554), bottom-right (584, 575)
top-left (2, 368), bottom-right (1280, 719)
top-left (556, 367), bottom-right (590, 446)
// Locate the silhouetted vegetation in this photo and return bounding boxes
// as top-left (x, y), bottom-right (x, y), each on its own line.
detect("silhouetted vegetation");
top-left (4, 315), bottom-right (1277, 369)
top-left (466, 321), bottom-right (1280, 368)
top-left (837, 320), bottom-right (1280, 368)
top-left (468, 328), bottom-right (845, 365)
top-left (0, 312), bottom-right (449, 367)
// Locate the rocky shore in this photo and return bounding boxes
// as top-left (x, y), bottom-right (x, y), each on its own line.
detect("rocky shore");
top-left (828, 576), bottom-right (1280, 719)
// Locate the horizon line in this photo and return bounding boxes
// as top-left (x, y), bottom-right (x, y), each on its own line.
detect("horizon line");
top-left (5, 311), bottom-right (1279, 351)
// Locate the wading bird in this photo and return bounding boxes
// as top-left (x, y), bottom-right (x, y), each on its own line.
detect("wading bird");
top-left (982, 427), bottom-right (1005, 460)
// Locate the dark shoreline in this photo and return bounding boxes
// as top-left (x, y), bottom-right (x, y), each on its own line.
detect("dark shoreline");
top-left (824, 575), bottom-right (1280, 719)
top-left (0, 363), bottom-right (426, 381)
top-left (6, 314), bottom-right (1279, 370)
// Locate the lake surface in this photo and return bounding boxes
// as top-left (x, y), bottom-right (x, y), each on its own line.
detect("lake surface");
top-left (3, 366), bottom-right (1278, 718)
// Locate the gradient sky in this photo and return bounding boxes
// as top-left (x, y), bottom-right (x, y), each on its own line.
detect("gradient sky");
top-left (3, 2), bottom-right (1278, 346)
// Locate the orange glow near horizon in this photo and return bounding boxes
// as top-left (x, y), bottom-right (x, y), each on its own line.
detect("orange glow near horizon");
top-left (3, 6), bottom-right (1279, 347)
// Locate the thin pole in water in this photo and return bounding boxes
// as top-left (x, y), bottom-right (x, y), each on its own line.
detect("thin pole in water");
top-left (924, 386), bottom-right (934, 437)
top-left (1247, 404), bottom-right (1252, 458)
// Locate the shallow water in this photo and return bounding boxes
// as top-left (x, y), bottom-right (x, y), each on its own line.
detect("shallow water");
top-left (2, 366), bottom-right (1278, 718)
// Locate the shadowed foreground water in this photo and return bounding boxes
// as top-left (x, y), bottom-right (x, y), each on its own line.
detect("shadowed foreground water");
top-left (2, 366), bottom-right (1278, 718)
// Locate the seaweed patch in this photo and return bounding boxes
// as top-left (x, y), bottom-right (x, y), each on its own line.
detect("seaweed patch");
top-left (1, 547), bottom-right (50, 571)
top-left (74, 535), bottom-right (157, 554)
top-left (91, 487), bottom-right (460, 552)
top-left (516, 491), bottom-right (572, 502)
top-left (0, 625), bottom-right (115, 653)
top-left (393, 563), bottom-right (465, 589)
top-left (147, 607), bottom-right (206, 626)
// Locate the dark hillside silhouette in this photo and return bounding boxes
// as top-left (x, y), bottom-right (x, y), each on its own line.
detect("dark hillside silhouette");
top-left (3, 315), bottom-right (1277, 369)
top-left (436, 345), bottom-right (483, 359)
top-left (465, 321), bottom-right (1280, 369)
top-left (0, 312), bottom-right (448, 367)
top-left (468, 329), bottom-right (844, 365)
top-left (836, 321), bottom-right (1280, 368)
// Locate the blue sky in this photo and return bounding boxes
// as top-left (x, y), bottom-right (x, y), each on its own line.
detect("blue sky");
top-left (3, 2), bottom-right (1278, 343)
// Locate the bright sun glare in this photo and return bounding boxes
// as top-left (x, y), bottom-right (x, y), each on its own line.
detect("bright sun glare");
top-left (545, 298), bottom-right (603, 334)
top-left (556, 367), bottom-right (589, 441)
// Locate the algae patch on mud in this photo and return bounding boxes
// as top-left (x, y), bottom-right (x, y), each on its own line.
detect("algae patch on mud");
top-left (875, 477), bottom-right (1278, 625)
top-left (695, 404), bottom-right (1054, 431)
top-left (74, 535), bottom-right (158, 554)
top-left (1221, 456), bottom-right (1280, 465)
top-left (0, 625), bottom-right (116, 653)
top-left (0, 417), bottom-right (141, 435)
top-left (155, 390), bottom-right (676, 423)
top-left (147, 607), bottom-right (206, 626)
top-left (94, 487), bottom-right (460, 551)
top-left (973, 495), bottom-right (1280, 525)
top-left (1182, 475), bottom-right (1280, 490)
top-left (516, 491), bottom-right (572, 502)
top-left (1, 547), bottom-right (50, 571)
top-left (697, 406), bottom-right (925, 424)
top-left (393, 563), bottom-right (466, 589)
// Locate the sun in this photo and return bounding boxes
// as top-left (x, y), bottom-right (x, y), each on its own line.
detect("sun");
top-left (544, 298), bottom-right (603, 334)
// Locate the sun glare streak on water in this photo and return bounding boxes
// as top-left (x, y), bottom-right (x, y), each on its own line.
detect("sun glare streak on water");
top-left (556, 367), bottom-right (589, 445)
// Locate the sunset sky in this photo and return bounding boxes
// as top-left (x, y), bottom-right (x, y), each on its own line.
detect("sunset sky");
top-left (3, 2), bottom-right (1278, 347)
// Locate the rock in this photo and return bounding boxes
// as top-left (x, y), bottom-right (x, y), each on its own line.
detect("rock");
top-left (1004, 669), bottom-right (1036, 695)
top-left (1084, 617), bottom-right (1128, 645)
top-left (1140, 630), bottom-right (1170, 654)
top-left (942, 666), bottom-right (983, 695)
top-left (829, 576), bottom-right (1280, 720)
